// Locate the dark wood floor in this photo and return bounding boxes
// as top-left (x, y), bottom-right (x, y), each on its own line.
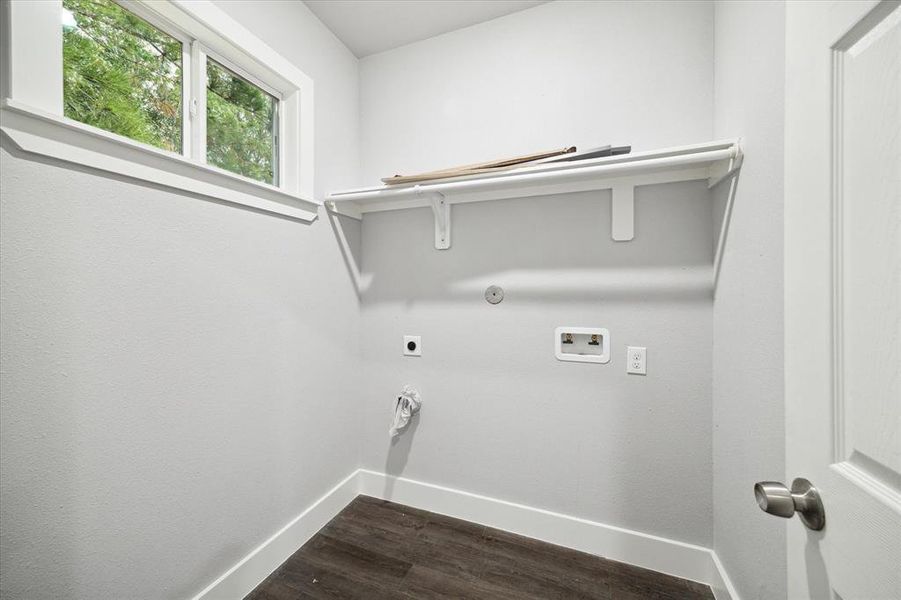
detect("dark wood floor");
top-left (245, 495), bottom-right (715, 600)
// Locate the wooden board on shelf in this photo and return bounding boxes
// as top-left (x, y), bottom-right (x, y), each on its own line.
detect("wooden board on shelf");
top-left (381, 146), bottom-right (576, 185)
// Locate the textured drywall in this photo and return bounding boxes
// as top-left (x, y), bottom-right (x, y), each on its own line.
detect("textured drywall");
top-left (358, 0), bottom-right (716, 547)
top-left (360, 186), bottom-right (715, 546)
top-left (0, 2), bottom-right (362, 598)
top-left (712, 2), bottom-right (787, 599)
top-left (360, 0), bottom-right (714, 184)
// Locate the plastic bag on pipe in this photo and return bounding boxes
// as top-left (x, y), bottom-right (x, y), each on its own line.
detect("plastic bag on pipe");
top-left (389, 385), bottom-right (421, 438)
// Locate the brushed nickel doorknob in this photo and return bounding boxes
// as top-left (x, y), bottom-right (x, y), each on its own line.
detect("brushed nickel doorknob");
top-left (754, 477), bottom-right (825, 531)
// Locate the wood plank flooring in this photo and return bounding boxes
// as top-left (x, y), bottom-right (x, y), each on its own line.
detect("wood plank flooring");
top-left (245, 495), bottom-right (715, 600)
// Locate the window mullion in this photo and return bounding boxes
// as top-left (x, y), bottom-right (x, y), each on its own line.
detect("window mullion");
top-left (273, 101), bottom-right (281, 187)
top-left (180, 40), bottom-right (192, 157)
top-left (190, 41), bottom-right (207, 163)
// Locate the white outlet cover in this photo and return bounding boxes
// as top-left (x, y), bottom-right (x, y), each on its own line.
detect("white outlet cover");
top-left (403, 335), bottom-right (422, 356)
top-left (627, 346), bottom-right (647, 375)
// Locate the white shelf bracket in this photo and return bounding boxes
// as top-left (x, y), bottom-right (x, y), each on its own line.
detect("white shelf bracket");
top-left (611, 184), bottom-right (634, 241)
top-left (417, 187), bottom-right (450, 249)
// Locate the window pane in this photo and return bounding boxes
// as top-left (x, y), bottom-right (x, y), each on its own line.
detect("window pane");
top-left (62, 0), bottom-right (182, 153)
top-left (206, 59), bottom-right (278, 185)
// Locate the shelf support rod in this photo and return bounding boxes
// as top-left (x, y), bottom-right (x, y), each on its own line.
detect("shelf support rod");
top-left (611, 184), bottom-right (634, 241)
top-left (417, 186), bottom-right (450, 249)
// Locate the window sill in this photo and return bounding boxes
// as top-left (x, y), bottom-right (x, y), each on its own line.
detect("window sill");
top-left (0, 99), bottom-right (320, 222)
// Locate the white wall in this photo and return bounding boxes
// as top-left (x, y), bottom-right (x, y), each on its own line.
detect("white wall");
top-left (358, 0), bottom-right (717, 547)
top-left (0, 2), bottom-right (361, 598)
top-left (712, 2), bottom-right (786, 599)
top-left (360, 0), bottom-right (714, 184)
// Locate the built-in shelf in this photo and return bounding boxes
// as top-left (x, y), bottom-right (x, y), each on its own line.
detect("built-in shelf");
top-left (327, 139), bottom-right (742, 250)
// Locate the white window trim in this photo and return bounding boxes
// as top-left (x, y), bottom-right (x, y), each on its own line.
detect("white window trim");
top-left (0, 0), bottom-right (318, 222)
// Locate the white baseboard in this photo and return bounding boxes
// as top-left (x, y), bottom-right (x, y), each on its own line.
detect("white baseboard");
top-left (709, 550), bottom-right (741, 600)
top-left (192, 468), bottom-right (739, 600)
top-left (190, 470), bottom-right (360, 600)
top-left (359, 469), bottom-right (737, 596)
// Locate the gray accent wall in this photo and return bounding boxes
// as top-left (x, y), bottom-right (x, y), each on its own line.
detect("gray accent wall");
top-left (358, 0), bottom-right (718, 548)
top-left (360, 186), bottom-right (715, 546)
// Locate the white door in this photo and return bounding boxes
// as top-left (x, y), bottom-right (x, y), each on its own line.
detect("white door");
top-left (784, 0), bottom-right (901, 598)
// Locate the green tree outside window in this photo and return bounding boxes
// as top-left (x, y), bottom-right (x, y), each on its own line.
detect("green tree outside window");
top-left (207, 59), bottom-right (278, 185)
top-left (62, 0), bottom-right (279, 185)
top-left (63, 0), bottom-right (182, 152)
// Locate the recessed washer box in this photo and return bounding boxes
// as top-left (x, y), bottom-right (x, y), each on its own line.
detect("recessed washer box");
top-left (554, 327), bottom-right (610, 364)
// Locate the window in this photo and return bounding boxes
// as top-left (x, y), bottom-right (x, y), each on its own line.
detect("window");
top-left (2, 0), bottom-right (316, 221)
top-left (206, 59), bottom-right (278, 185)
top-left (62, 0), bottom-right (183, 153)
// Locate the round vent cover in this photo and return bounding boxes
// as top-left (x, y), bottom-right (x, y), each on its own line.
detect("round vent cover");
top-left (485, 285), bottom-right (504, 305)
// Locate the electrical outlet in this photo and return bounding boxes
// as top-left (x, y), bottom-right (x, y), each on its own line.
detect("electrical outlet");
top-left (627, 346), bottom-right (646, 375)
top-left (403, 335), bottom-right (422, 357)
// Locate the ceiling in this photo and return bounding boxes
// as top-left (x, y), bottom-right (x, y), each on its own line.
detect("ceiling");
top-left (304, 0), bottom-right (549, 58)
